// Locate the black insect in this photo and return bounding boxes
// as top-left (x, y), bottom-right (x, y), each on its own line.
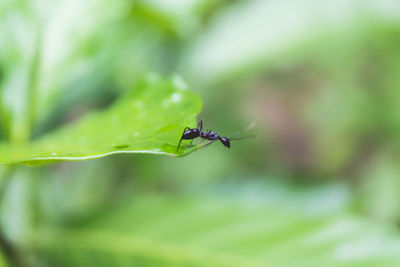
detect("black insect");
top-left (175, 120), bottom-right (254, 153)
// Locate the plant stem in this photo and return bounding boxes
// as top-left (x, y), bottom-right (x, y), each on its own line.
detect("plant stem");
top-left (0, 167), bottom-right (23, 267)
top-left (25, 26), bottom-right (42, 142)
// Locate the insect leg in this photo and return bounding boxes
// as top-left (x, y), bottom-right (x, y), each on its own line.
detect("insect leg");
top-left (176, 127), bottom-right (191, 153)
top-left (197, 120), bottom-right (203, 133)
top-left (202, 139), bottom-right (217, 148)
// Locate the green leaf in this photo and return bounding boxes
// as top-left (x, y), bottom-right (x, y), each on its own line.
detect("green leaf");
top-left (28, 182), bottom-right (400, 267)
top-left (0, 250), bottom-right (7, 267)
top-left (0, 75), bottom-right (202, 165)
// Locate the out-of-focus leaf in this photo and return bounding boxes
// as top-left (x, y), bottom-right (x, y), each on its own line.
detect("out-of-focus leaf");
top-left (0, 76), bottom-right (202, 165)
top-left (0, 250), bottom-right (7, 267)
top-left (358, 155), bottom-right (400, 223)
top-left (181, 0), bottom-right (400, 87)
top-left (28, 181), bottom-right (400, 267)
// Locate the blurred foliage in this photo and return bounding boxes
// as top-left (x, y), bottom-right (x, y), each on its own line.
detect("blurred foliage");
top-left (0, 251), bottom-right (6, 267)
top-left (22, 181), bottom-right (400, 267)
top-left (1, 0), bottom-right (400, 266)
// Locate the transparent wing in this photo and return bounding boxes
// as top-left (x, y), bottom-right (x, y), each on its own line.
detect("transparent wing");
top-left (229, 122), bottom-right (256, 139)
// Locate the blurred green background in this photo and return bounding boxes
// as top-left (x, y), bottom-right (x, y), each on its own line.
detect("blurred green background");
top-left (2, 0), bottom-right (400, 266)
